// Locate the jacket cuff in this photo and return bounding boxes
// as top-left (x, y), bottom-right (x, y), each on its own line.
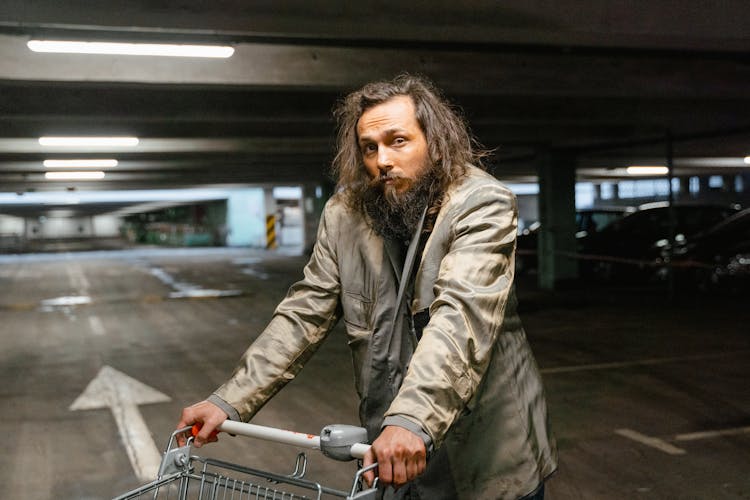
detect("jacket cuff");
top-left (208, 394), bottom-right (241, 421)
top-left (382, 415), bottom-right (433, 453)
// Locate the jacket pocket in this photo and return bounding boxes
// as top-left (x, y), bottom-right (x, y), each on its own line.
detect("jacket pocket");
top-left (347, 326), bottom-right (370, 398)
top-left (342, 291), bottom-right (373, 330)
top-left (342, 291), bottom-right (373, 399)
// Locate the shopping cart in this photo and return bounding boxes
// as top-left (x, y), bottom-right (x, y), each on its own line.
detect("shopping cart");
top-left (114, 420), bottom-right (378, 500)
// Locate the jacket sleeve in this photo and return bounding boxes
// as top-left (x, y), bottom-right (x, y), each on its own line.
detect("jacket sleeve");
top-left (384, 183), bottom-right (518, 447)
top-left (212, 199), bottom-right (342, 421)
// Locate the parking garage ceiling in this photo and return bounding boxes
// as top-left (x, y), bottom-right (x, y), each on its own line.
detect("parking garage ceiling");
top-left (0, 1), bottom-right (749, 216)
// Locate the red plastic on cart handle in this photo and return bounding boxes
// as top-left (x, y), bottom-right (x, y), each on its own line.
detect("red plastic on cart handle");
top-left (191, 424), bottom-right (220, 440)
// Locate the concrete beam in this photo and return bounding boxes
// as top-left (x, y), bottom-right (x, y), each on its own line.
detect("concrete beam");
top-left (1, 1), bottom-right (748, 52)
top-left (1, 34), bottom-right (749, 98)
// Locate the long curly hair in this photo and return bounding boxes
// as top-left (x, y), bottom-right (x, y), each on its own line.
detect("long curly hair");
top-left (331, 74), bottom-right (489, 224)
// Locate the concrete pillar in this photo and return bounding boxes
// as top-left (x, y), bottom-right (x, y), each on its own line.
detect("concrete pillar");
top-left (302, 182), bottom-right (333, 252)
top-left (722, 175), bottom-right (734, 193)
top-left (537, 150), bottom-right (578, 290)
top-left (679, 177), bottom-right (690, 201)
top-left (263, 188), bottom-right (278, 249)
top-left (594, 183), bottom-right (602, 204)
top-left (698, 176), bottom-right (710, 194)
top-left (739, 173), bottom-right (749, 193)
top-left (226, 188), bottom-right (265, 247)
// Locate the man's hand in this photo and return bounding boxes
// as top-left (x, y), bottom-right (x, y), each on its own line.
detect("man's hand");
top-left (362, 425), bottom-right (427, 488)
top-left (176, 400), bottom-right (228, 447)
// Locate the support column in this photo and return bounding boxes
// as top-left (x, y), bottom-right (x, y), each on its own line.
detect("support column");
top-left (537, 150), bottom-right (578, 290)
top-left (226, 188), bottom-right (265, 247)
top-left (302, 180), bottom-right (334, 253)
top-left (264, 188), bottom-right (277, 249)
top-left (698, 176), bottom-right (710, 195)
top-left (611, 182), bottom-right (619, 201)
top-left (594, 183), bottom-right (602, 204)
top-left (722, 175), bottom-right (735, 193)
top-left (679, 177), bottom-right (690, 201)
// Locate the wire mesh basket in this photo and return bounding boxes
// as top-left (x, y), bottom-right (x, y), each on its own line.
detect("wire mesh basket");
top-left (114, 423), bottom-right (378, 500)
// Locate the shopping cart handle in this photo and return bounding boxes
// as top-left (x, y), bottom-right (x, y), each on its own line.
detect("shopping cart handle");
top-left (212, 420), bottom-right (372, 460)
top-left (320, 424), bottom-right (369, 461)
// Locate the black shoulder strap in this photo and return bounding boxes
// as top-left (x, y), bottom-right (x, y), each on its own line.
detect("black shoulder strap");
top-left (393, 206), bottom-right (427, 321)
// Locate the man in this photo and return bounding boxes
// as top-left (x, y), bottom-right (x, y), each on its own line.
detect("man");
top-left (177, 74), bottom-right (557, 499)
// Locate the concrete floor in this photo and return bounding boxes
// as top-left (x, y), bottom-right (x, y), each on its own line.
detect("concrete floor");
top-left (0, 247), bottom-right (747, 499)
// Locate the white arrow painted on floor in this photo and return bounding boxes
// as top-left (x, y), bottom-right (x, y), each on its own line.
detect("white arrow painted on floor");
top-left (70, 365), bottom-right (171, 481)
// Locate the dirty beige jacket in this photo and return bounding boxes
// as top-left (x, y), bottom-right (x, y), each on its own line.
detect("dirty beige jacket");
top-left (214, 166), bottom-right (557, 499)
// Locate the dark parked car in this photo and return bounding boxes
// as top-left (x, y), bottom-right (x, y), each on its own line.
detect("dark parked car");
top-left (516, 206), bottom-right (634, 274)
top-left (579, 202), bottom-right (741, 282)
top-left (658, 208), bottom-right (750, 293)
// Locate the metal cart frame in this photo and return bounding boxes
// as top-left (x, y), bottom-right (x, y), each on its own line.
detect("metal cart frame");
top-left (114, 421), bottom-right (378, 500)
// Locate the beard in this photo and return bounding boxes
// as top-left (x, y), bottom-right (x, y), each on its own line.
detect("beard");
top-left (361, 162), bottom-right (439, 243)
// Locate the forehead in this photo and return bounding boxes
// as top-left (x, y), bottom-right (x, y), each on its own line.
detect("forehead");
top-left (356, 95), bottom-right (420, 139)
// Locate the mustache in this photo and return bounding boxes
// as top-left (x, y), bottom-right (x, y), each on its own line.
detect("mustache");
top-left (368, 171), bottom-right (407, 188)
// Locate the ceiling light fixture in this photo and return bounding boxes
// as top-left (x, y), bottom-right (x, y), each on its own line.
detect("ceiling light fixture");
top-left (39, 136), bottom-right (139, 147)
top-left (28, 40), bottom-right (234, 58)
top-left (45, 171), bottom-right (106, 180)
top-left (626, 166), bottom-right (669, 175)
top-left (744, 156), bottom-right (750, 165)
top-left (44, 159), bottom-right (118, 168)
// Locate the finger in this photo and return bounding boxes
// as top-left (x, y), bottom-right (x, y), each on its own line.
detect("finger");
top-left (414, 447), bottom-right (426, 476)
top-left (406, 459), bottom-right (419, 483)
top-left (392, 460), bottom-right (407, 487)
top-left (176, 429), bottom-right (189, 447)
top-left (362, 449), bottom-right (376, 487)
top-left (175, 428), bottom-right (185, 447)
top-left (175, 408), bottom-right (196, 446)
top-left (176, 411), bottom-right (193, 430)
top-left (193, 424), bottom-right (221, 444)
top-left (377, 458), bottom-right (393, 485)
top-left (194, 422), bottom-right (218, 448)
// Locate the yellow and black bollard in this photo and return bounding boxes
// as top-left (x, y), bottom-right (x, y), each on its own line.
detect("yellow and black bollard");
top-left (266, 214), bottom-right (277, 249)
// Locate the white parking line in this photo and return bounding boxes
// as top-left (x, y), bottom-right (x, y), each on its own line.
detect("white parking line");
top-left (88, 315), bottom-right (106, 336)
top-left (66, 264), bottom-right (90, 294)
top-left (615, 428), bottom-right (687, 455)
top-left (675, 426), bottom-right (750, 442)
top-left (541, 350), bottom-right (750, 374)
top-left (147, 265), bottom-right (241, 299)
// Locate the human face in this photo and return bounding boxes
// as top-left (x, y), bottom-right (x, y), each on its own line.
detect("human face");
top-left (357, 95), bottom-right (431, 195)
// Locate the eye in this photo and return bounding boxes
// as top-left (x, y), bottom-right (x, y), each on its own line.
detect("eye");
top-left (361, 143), bottom-right (377, 155)
top-left (393, 137), bottom-right (406, 146)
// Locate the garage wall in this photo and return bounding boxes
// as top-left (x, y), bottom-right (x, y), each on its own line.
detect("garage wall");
top-left (92, 215), bottom-right (122, 237)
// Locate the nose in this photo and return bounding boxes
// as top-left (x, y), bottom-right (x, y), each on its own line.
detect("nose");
top-left (376, 148), bottom-right (393, 174)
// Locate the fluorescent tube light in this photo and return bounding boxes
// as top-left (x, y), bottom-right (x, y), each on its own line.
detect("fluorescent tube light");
top-left (28, 40), bottom-right (234, 58)
top-left (39, 136), bottom-right (139, 147)
top-left (626, 166), bottom-right (669, 175)
top-left (744, 156), bottom-right (750, 165)
top-left (44, 159), bottom-right (118, 168)
top-left (45, 171), bottom-right (106, 180)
